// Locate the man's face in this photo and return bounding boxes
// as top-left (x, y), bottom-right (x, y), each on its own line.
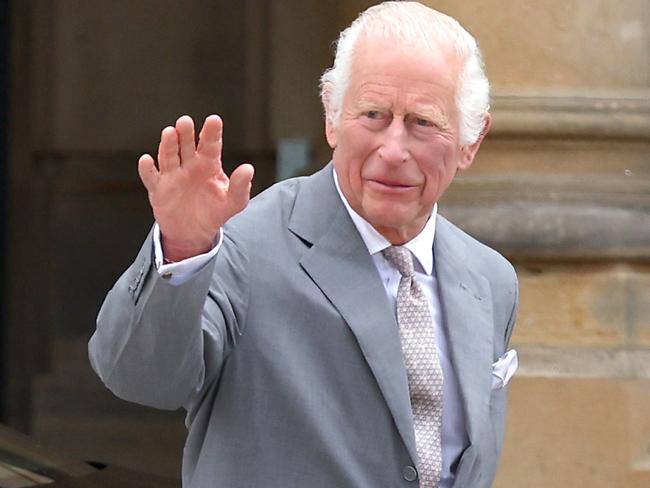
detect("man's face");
top-left (326, 36), bottom-right (488, 244)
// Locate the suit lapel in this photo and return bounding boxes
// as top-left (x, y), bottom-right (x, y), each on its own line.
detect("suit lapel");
top-left (434, 217), bottom-right (494, 445)
top-left (288, 164), bottom-right (418, 464)
top-left (287, 166), bottom-right (495, 462)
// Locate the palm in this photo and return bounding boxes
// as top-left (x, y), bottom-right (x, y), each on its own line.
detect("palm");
top-left (138, 115), bottom-right (254, 261)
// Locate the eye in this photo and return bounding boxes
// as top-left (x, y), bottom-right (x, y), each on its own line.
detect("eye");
top-left (360, 110), bottom-right (391, 130)
top-left (365, 110), bottom-right (383, 120)
top-left (405, 114), bottom-right (443, 136)
top-left (412, 116), bottom-right (435, 128)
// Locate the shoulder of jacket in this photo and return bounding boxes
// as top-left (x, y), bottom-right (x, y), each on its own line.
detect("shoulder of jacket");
top-left (438, 214), bottom-right (516, 281)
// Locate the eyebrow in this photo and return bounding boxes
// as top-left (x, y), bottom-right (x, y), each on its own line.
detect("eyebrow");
top-left (356, 98), bottom-right (391, 112)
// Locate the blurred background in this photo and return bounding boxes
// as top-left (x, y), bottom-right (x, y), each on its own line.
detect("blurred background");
top-left (1, 0), bottom-right (649, 486)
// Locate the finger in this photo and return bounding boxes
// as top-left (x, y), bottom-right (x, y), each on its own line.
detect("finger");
top-left (138, 154), bottom-right (159, 192)
top-left (158, 126), bottom-right (180, 173)
top-left (227, 163), bottom-right (255, 212)
top-left (197, 114), bottom-right (223, 162)
top-left (175, 115), bottom-right (196, 163)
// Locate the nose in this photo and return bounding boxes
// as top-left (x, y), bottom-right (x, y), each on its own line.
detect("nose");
top-left (377, 117), bottom-right (409, 164)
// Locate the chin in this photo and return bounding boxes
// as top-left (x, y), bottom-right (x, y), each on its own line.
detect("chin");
top-left (364, 210), bottom-right (416, 231)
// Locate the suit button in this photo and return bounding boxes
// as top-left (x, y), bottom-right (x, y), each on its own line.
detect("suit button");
top-left (402, 465), bottom-right (418, 482)
top-left (161, 272), bottom-right (173, 280)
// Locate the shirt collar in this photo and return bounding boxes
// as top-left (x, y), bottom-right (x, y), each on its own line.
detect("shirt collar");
top-left (333, 167), bottom-right (437, 275)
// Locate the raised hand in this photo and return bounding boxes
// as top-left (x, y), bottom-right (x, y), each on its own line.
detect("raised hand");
top-left (138, 115), bottom-right (254, 261)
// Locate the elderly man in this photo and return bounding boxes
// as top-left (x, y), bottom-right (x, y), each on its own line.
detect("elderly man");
top-left (90, 2), bottom-right (518, 487)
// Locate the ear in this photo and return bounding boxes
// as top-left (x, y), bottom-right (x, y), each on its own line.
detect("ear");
top-left (325, 115), bottom-right (337, 149)
top-left (321, 85), bottom-right (337, 149)
top-left (458, 112), bottom-right (492, 171)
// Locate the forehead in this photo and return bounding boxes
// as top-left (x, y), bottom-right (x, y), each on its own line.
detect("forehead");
top-left (347, 35), bottom-right (461, 106)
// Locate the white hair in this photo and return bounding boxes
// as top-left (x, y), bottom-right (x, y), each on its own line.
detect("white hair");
top-left (320, 1), bottom-right (490, 145)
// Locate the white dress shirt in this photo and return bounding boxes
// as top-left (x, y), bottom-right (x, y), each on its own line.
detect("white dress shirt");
top-left (154, 170), bottom-right (469, 485)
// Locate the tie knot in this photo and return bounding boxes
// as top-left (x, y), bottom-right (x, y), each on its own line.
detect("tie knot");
top-left (382, 246), bottom-right (414, 278)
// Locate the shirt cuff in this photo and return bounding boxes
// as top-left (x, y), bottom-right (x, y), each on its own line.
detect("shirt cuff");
top-left (152, 223), bottom-right (222, 286)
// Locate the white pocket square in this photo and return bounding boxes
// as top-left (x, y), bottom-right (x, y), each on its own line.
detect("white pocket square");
top-left (491, 349), bottom-right (518, 390)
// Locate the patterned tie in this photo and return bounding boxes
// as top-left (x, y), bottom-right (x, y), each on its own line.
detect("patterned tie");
top-left (382, 246), bottom-right (443, 487)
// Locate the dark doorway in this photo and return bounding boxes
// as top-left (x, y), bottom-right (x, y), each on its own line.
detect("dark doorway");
top-left (0, 0), bottom-right (10, 422)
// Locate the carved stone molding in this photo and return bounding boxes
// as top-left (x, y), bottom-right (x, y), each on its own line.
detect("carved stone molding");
top-left (441, 91), bottom-right (650, 260)
top-left (443, 201), bottom-right (650, 261)
top-left (516, 346), bottom-right (650, 379)
top-left (441, 174), bottom-right (650, 260)
top-left (490, 92), bottom-right (650, 141)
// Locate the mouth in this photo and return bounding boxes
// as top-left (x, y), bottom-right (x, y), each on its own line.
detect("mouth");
top-left (366, 179), bottom-right (418, 192)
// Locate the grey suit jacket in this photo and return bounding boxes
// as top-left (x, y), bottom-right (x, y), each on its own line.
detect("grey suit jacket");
top-left (89, 163), bottom-right (518, 488)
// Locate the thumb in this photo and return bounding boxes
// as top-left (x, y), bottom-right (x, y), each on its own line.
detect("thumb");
top-left (138, 154), bottom-right (159, 192)
top-left (227, 163), bottom-right (255, 213)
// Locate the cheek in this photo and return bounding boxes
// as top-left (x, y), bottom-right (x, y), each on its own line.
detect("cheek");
top-left (338, 131), bottom-right (376, 168)
top-left (417, 143), bottom-right (460, 190)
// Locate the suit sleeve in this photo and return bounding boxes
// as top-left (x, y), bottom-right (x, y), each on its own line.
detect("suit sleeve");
top-left (88, 228), bottom-right (249, 411)
top-left (484, 261), bottom-right (518, 484)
